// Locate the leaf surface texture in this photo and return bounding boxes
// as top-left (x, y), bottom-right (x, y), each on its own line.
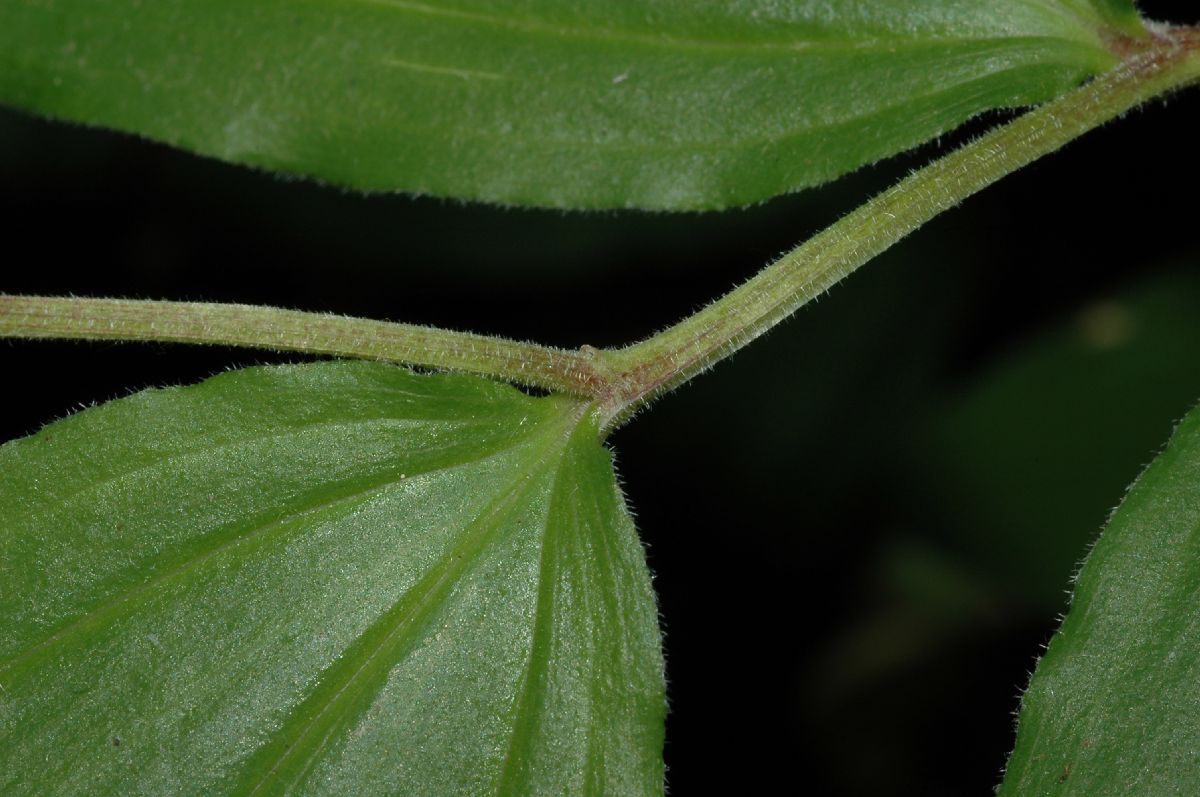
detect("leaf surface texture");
top-left (1000, 404), bottom-right (1200, 794)
top-left (0, 361), bottom-right (665, 795)
top-left (0, 0), bottom-right (1142, 209)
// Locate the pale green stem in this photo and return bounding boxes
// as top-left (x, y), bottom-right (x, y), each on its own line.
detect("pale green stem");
top-left (596, 25), bottom-right (1200, 425)
top-left (0, 296), bottom-right (604, 396)
top-left (1, 28), bottom-right (1198, 428)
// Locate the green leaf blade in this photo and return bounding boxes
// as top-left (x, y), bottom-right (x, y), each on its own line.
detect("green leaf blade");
top-left (999, 403), bottom-right (1200, 795)
top-left (0, 361), bottom-right (664, 795)
top-left (0, 0), bottom-right (1140, 210)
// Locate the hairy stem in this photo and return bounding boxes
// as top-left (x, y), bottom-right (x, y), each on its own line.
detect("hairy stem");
top-left (597, 25), bottom-right (1200, 425)
top-left (0, 296), bottom-right (603, 396)
top-left (1, 28), bottom-right (1198, 430)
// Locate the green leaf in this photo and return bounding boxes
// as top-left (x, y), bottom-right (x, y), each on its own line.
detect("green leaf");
top-left (999, 402), bottom-right (1200, 795)
top-left (913, 271), bottom-right (1200, 609)
top-left (0, 362), bottom-right (665, 795)
top-left (0, 0), bottom-right (1141, 210)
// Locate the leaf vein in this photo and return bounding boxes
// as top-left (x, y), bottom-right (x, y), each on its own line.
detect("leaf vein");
top-left (242, 412), bottom-right (575, 793)
top-left (0, 430), bottom-right (531, 682)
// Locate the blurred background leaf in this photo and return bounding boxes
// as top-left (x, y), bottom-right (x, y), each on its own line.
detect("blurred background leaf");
top-left (910, 271), bottom-right (1200, 610)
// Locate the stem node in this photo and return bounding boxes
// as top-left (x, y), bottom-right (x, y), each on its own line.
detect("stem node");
top-left (3, 27), bottom-right (1198, 433)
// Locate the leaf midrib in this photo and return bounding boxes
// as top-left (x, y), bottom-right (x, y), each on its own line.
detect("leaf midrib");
top-left (493, 420), bottom-right (633, 795)
top-left (493, 441), bottom-right (572, 792)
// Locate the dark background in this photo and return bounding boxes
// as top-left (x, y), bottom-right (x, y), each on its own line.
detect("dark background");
top-left (2, 3), bottom-right (1198, 793)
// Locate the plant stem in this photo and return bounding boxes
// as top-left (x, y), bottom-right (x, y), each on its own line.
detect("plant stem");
top-left (0, 296), bottom-right (604, 396)
top-left (1, 28), bottom-right (1197, 428)
top-left (597, 25), bottom-right (1200, 425)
